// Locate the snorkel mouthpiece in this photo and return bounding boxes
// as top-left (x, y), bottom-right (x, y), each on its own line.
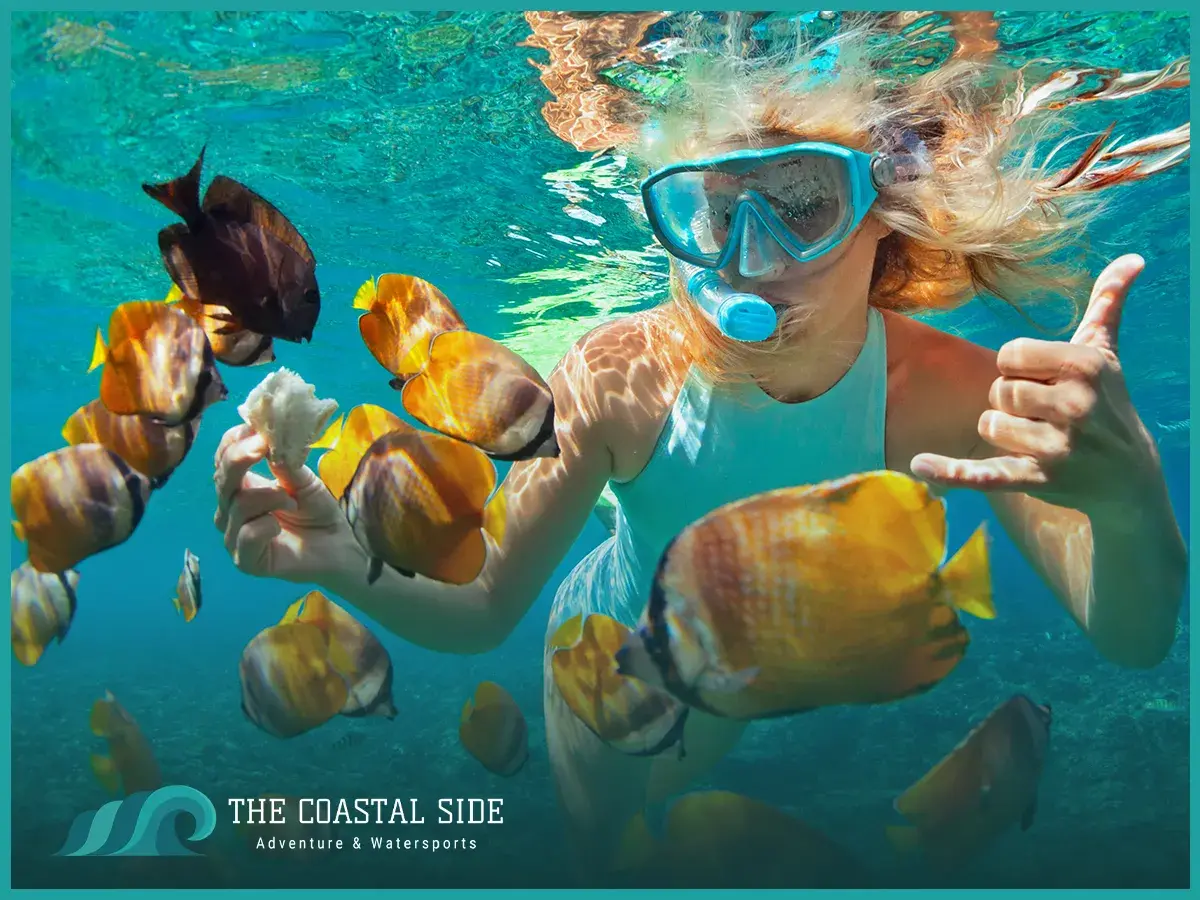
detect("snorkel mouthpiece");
top-left (678, 261), bottom-right (777, 343)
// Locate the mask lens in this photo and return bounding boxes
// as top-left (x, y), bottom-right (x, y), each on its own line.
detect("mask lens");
top-left (744, 153), bottom-right (850, 246)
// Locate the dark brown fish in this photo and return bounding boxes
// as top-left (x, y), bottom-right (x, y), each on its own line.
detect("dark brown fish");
top-left (142, 146), bottom-right (320, 343)
top-left (887, 694), bottom-right (1053, 864)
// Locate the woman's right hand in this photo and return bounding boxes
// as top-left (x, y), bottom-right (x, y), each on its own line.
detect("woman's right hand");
top-left (213, 424), bottom-right (363, 587)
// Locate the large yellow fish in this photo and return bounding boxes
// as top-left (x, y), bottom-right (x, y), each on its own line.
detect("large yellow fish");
top-left (550, 612), bottom-right (688, 757)
top-left (615, 470), bottom-right (995, 720)
top-left (173, 548), bottom-right (201, 622)
top-left (11, 562), bottom-right (78, 666)
top-left (459, 681), bottom-right (528, 777)
top-left (90, 690), bottom-right (164, 795)
top-left (280, 591), bottom-right (398, 720)
top-left (339, 422), bottom-right (506, 585)
top-left (887, 694), bottom-right (1052, 865)
top-left (239, 620), bottom-right (356, 739)
top-left (167, 285), bottom-right (276, 368)
top-left (354, 273), bottom-right (466, 386)
top-left (315, 403), bottom-right (405, 501)
top-left (399, 330), bottom-right (560, 461)
top-left (62, 397), bottom-right (198, 487)
top-left (89, 300), bottom-right (227, 426)
top-left (613, 790), bottom-right (862, 888)
top-left (11, 444), bottom-right (154, 574)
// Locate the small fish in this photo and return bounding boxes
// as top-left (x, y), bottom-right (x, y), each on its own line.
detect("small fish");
top-left (173, 548), bottom-right (201, 622)
top-left (459, 681), bottom-right (528, 777)
top-left (89, 690), bottom-right (164, 795)
top-left (886, 694), bottom-right (1052, 864)
top-left (339, 422), bottom-right (506, 586)
top-left (280, 591), bottom-right (398, 720)
top-left (11, 444), bottom-right (154, 574)
top-left (167, 285), bottom-right (276, 367)
top-left (238, 619), bottom-right (355, 739)
top-left (11, 562), bottom-right (78, 666)
top-left (236, 793), bottom-right (338, 854)
top-left (399, 329), bottom-right (560, 461)
top-left (614, 790), bottom-right (861, 888)
top-left (62, 397), bottom-right (199, 487)
top-left (353, 273), bottom-right (466, 385)
top-left (88, 300), bottom-right (227, 426)
top-left (143, 146), bottom-right (320, 343)
top-left (314, 403), bottom-right (405, 501)
top-left (550, 613), bottom-right (688, 758)
top-left (615, 470), bottom-right (995, 720)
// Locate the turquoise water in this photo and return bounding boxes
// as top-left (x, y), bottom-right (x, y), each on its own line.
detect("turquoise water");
top-left (9, 11), bottom-right (1190, 889)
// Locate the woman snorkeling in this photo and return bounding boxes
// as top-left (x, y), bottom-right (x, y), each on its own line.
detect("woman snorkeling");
top-left (211, 19), bottom-right (1188, 873)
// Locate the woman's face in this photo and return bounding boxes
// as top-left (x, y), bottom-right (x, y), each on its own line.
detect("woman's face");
top-left (699, 133), bottom-right (891, 310)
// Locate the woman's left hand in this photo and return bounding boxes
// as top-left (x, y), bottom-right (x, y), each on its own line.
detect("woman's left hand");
top-left (910, 254), bottom-right (1161, 517)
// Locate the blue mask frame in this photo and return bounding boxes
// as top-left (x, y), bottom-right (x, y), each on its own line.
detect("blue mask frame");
top-left (641, 141), bottom-right (898, 272)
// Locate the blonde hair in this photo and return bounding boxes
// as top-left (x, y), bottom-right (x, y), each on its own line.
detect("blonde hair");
top-left (617, 15), bottom-right (1189, 384)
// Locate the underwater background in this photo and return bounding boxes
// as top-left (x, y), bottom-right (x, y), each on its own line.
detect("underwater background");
top-left (8, 10), bottom-right (1190, 889)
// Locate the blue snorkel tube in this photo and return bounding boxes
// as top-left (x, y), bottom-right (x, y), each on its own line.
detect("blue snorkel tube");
top-left (677, 260), bottom-right (778, 343)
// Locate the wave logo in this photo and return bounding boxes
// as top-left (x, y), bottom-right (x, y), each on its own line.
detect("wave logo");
top-left (53, 785), bottom-right (217, 857)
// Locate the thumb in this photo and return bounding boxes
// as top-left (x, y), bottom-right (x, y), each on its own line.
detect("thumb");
top-left (1071, 253), bottom-right (1143, 355)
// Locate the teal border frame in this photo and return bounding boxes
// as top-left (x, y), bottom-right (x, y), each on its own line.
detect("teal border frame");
top-left (2, 2), bottom-right (1194, 896)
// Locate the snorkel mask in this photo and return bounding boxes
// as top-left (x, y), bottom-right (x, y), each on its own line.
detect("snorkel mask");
top-left (642, 138), bottom-right (928, 341)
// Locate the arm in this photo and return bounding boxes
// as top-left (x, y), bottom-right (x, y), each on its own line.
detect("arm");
top-left (321, 336), bottom-right (617, 655)
top-left (985, 450), bottom-right (1186, 669)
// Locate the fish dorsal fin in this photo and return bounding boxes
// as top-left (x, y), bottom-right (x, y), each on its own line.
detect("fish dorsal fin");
top-left (87, 328), bottom-right (108, 373)
top-left (89, 698), bottom-right (114, 737)
top-left (107, 301), bottom-right (176, 348)
top-left (310, 414), bottom-right (345, 451)
top-left (279, 595), bottom-right (309, 625)
top-left (316, 404), bottom-right (405, 501)
top-left (548, 613), bottom-right (585, 651)
top-left (163, 285), bottom-right (183, 304)
top-left (62, 403), bottom-right (99, 445)
top-left (482, 485), bottom-right (508, 546)
top-left (894, 704), bottom-right (1000, 820)
top-left (473, 681), bottom-right (512, 711)
top-left (202, 174), bottom-right (315, 264)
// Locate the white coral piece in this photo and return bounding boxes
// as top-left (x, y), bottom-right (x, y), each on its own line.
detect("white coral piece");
top-left (238, 368), bottom-right (338, 471)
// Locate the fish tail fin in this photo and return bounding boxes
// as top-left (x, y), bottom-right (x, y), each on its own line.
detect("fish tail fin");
top-left (941, 524), bottom-right (995, 620)
top-left (352, 277), bottom-right (378, 311)
top-left (142, 145), bottom-right (206, 225)
top-left (11, 520), bottom-right (25, 542)
top-left (309, 414), bottom-right (344, 451)
top-left (885, 824), bottom-right (922, 854)
top-left (87, 328), bottom-right (107, 373)
top-left (89, 753), bottom-right (121, 794)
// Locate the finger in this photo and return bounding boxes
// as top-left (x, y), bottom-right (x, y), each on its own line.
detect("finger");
top-left (978, 409), bottom-right (1070, 460)
top-left (214, 423), bottom-right (253, 469)
top-left (989, 377), bottom-right (1095, 425)
top-left (996, 338), bottom-right (1106, 382)
top-left (1071, 253), bottom-right (1143, 355)
top-left (267, 457), bottom-right (317, 497)
top-left (910, 452), bottom-right (1050, 491)
top-left (214, 469), bottom-right (275, 530)
top-left (232, 514), bottom-right (282, 576)
top-left (223, 486), bottom-right (298, 556)
top-left (214, 433), bottom-right (269, 525)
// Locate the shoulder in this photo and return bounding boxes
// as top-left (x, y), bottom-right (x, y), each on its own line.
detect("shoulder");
top-left (549, 307), bottom-right (692, 477)
top-left (882, 309), bottom-right (999, 465)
